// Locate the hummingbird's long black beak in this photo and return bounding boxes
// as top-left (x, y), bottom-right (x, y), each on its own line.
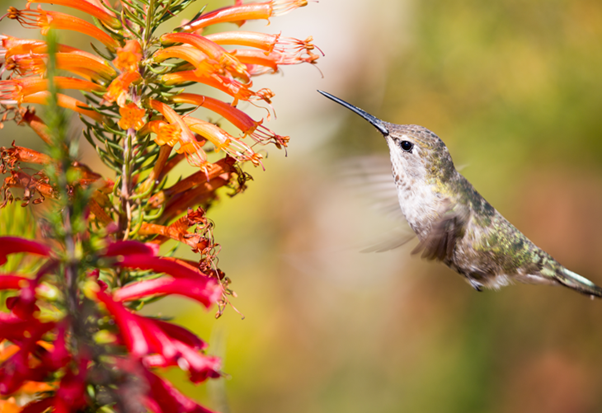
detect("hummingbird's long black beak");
top-left (317, 90), bottom-right (389, 136)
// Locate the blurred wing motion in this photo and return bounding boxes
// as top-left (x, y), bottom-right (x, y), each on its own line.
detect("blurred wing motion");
top-left (339, 155), bottom-right (416, 252)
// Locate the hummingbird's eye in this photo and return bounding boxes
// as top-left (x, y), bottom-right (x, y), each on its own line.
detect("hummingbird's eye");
top-left (399, 140), bottom-right (414, 152)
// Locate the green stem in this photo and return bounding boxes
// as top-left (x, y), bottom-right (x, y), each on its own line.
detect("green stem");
top-left (120, 130), bottom-right (134, 239)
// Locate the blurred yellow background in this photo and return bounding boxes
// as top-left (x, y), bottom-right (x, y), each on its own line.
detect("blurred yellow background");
top-left (3, 0), bottom-right (602, 412)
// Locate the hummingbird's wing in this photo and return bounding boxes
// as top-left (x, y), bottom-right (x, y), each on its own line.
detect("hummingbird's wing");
top-left (360, 231), bottom-right (415, 253)
top-left (339, 156), bottom-right (416, 252)
top-left (411, 204), bottom-right (469, 262)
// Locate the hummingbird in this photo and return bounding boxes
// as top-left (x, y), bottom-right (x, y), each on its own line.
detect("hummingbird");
top-left (318, 90), bottom-right (602, 298)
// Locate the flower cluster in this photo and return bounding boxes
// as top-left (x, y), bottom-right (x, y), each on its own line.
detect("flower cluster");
top-left (1, 0), bottom-right (320, 173)
top-left (0, 237), bottom-right (222, 412)
top-left (0, 0), bottom-right (319, 410)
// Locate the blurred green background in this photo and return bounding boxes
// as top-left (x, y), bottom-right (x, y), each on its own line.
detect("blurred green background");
top-left (3, 0), bottom-right (602, 412)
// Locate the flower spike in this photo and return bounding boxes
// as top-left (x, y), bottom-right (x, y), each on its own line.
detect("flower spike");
top-left (0, 0), bottom-right (320, 409)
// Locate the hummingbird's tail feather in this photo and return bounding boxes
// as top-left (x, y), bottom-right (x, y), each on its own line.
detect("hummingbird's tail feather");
top-left (555, 267), bottom-right (602, 298)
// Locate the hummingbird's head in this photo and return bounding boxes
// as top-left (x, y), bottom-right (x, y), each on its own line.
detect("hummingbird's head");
top-left (318, 90), bottom-right (456, 183)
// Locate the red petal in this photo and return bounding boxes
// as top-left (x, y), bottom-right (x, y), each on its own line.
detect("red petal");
top-left (95, 291), bottom-right (149, 356)
top-left (21, 397), bottom-right (55, 413)
top-left (173, 341), bottom-right (220, 383)
top-left (144, 370), bottom-right (217, 413)
top-left (0, 275), bottom-right (29, 290)
top-left (117, 255), bottom-right (208, 280)
top-left (113, 277), bottom-right (221, 308)
top-left (152, 318), bottom-right (207, 351)
top-left (0, 237), bottom-right (51, 266)
top-left (136, 315), bottom-right (178, 360)
top-left (104, 241), bottom-right (159, 257)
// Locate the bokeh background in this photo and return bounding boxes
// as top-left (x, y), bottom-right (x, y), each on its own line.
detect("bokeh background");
top-left (3, 0), bottom-right (602, 412)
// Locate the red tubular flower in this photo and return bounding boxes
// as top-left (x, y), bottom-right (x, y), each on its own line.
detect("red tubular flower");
top-left (6, 6), bottom-right (120, 50)
top-left (21, 397), bottom-right (54, 413)
top-left (95, 291), bottom-right (220, 382)
top-left (104, 240), bottom-right (158, 257)
top-left (151, 318), bottom-right (208, 351)
top-left (181, 0), bottom-right (308, 32)
top-left (0, 236), bottom-right (50, 265)
top-left (115, 254), bottom-right (211, 281)
top-left (114, 277), bottom-right (221, 308)
top-left (137, 317), bottom-right (220, 382)
top-left (0, 312), bottom-right (56, 395)
top-left (26, 0), bottom-right (120, 29)
top-left (108, 252), bottom-right (221, 308)
top-left (0, 276), bottom-right (30, 290)
top-left (20, 354), bottom-right (88, 413)
top-left (95, 291), bottom-right (150, 356)
top-left (144, 370), bottom-right (217, 413)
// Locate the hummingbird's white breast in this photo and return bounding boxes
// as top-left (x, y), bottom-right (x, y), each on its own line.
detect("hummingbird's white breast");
top-left (386, 137), bottom-right (443, 240)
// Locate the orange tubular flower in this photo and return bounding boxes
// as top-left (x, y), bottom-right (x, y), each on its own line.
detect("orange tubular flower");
top-left (6, 6), bottom-right (119, 50)
top-left (206, 31), bottom-right (318, 56)
top-left (2, 36), bottom-right (112, 67)
top-left (22, 91), bottom-right (105, 123)
top-left (26, 0), bottom-right (120, 28)
top-left (0, 76), bottom-right (105, 103)
top-left (153, 46), bottom-right (214, 78)
top-left (148, 99), bottom-right (207, 168)
top-left (161, 33), bottom-right (249, 82)
top-left (181, 0), bottom-right (308, 32)
top-left (113, 40), bottom-right (143, 72)
top-left (182, 117), bottom-right (259, 162)
top-left (118, 103), bottom-right (146, 131)
top-left (171, 93), bottom-right (288, 147)
top-left (6, 52), bottom-right (116, 81)
top-left (235, 48), bottom-right (319, 67)
top-left (233, 50), bottom-right (279, 72)
top-left (161, 70), bottom-right (258, 104)
top-left (104, 70), bottom-right (141, 106)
